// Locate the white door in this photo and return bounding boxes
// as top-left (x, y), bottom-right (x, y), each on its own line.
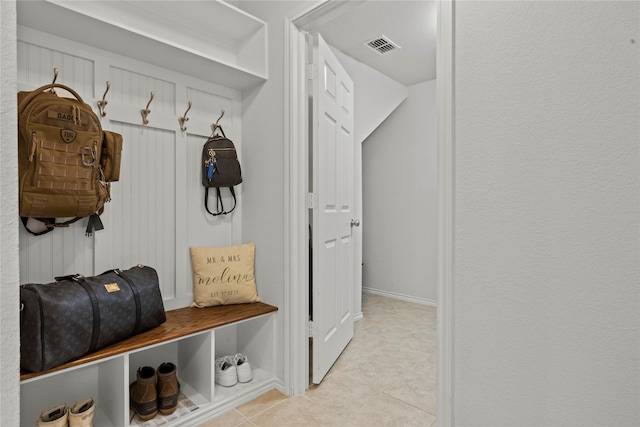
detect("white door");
top-left (311, 33), bottom-right (355, 384)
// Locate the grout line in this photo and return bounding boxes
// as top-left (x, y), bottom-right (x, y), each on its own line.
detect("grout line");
top-left (381, 391), bottom-right (436, 416)
top-left (240, 395), bottom-right (290, 421)
top-left (234, 408), bottom-right (250, 422)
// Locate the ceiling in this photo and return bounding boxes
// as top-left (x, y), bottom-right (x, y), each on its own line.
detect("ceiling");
top-left (300, 0), bottom-right (437, 86)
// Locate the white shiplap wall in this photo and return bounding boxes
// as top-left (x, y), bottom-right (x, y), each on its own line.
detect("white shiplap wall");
top-left (17, 27), bottom-right (243, 311)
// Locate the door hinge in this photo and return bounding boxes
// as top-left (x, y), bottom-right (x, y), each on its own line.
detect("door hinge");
top-left (308, 320), bottom-right (315, 338)
top-left (307, 63), bottom-right (318, 80)
top-left (306, 192), bottom-right (318, 209)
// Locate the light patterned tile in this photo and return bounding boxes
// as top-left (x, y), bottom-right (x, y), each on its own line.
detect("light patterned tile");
top-left (385, 374), bottom-right (437, 415)
top-left (349, 325), bottom-right (401, 353)
top-left (226, 296), bottom-right (438, 427)
top-left (354, 317), bottom-right (370, 333)
top-left (337, 350), bottom-right (407, 390)
top-left (361, 293), bottom-right (389, 308)
top-left (235, 389), bottom-right (289, 419)
top-left (249, 395), bottom-right (348, 427)
top-left (340, 392), bottom-right (436, 427)
top-left (305, 368), bottom-right (383, 418)
top-left (199, 409), bottom-right (250, 427)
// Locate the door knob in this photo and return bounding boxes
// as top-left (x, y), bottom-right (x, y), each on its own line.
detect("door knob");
top-left (350, 219), bottom-right (360, 227)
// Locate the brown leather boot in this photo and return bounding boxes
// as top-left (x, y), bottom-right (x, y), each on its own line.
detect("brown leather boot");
top-left (130, 366), bottom-right (158, 421)
top-left (69, 398), bottom-right (95, 427)
top-left (157, 362), bottom-right (180, 415)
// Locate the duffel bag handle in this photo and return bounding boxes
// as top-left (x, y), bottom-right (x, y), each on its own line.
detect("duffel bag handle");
top-left (18, 83), bottom-right (86, 113)
top-left (54, 274), bottom-right (84, 282)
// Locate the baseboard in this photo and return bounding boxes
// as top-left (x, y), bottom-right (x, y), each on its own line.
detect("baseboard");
top-left (362, 286), bottom-right (437, 307)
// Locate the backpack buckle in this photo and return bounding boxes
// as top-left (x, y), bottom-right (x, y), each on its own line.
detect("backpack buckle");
top-left (81, 146), bottom-right (96, 166)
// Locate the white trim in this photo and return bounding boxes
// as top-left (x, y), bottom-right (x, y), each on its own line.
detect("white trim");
top-left (362, 287), bottom-right (438, 307)
top-left (284, 0), bottom-right (366, 398)
top-left (283, 14), bottom-right (312, 397)
top-left (283, 0), bottom-right (361, 398)
top-left (437, 0), bottom-right (455, 425)
top-left (294, 0), bottom-right (366, 32)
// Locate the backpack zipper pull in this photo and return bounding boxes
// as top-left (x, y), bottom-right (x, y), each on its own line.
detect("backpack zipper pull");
top-left (207, 148), bottom-right (216, 181)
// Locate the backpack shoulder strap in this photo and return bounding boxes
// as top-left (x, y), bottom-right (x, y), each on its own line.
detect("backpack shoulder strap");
top-left (204, 187), bottom-right (237, 216)
top-left (21, 214), bottom-right (103, 236)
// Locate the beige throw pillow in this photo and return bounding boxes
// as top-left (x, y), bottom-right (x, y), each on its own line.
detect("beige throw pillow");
top-left (190, 242), bottom-right (261, 307)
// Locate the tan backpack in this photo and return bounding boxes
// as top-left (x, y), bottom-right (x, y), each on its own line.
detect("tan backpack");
top-left (18, 83), bottom-right (122, 236)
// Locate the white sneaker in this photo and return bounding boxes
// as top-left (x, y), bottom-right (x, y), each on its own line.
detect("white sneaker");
top-left (234, 353), bottom-right (253, 383)
top-left (215, 356), bottom-right (237, 387)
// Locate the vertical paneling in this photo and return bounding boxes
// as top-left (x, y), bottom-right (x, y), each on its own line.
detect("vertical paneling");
top-left (109, 66), bottom-right (176, 115)
top-left (18, 221), bottom-right (94, 284)
top-left (184, 86), bottom-right (237, 250)
top-left (187, 86), bottom-right (234, 128)
top-left (18, 31), bottom-right (242, 310)
top-left (102, 122), bottom-right (177, 299)
top-left (17, 41), bottom-right (94, 95)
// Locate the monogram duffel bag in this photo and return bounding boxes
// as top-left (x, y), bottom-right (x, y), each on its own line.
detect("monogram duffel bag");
top-left (20, 264), bottom-right (166, 372)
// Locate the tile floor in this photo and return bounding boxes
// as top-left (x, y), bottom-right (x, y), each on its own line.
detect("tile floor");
top-left (201, 293), bottom-right (437, 427)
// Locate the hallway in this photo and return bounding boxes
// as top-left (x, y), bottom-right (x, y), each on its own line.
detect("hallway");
top-left (202, 294), bottom-right (437, 426)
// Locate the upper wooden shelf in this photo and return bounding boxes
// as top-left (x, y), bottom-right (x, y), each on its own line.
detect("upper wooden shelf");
top-left (16, 0), bottom-right (268, 90)
top-left (20, 302), bottom-right (278, 382)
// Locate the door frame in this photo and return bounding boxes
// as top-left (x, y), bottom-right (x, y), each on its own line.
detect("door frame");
top-left (282, 0), bottom-right (363, 396)
top-left (283, 1), bottom-right (455, 424)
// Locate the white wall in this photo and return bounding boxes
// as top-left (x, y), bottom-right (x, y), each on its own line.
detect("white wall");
top-left (452, 1), bottom-right (640, 425)
top-left (330, 47), bottom-right (408, 145)
top-left (0, 2), bottom-right (20, 425)
top-left (362, 79), bottom-right (437, 304)
top-left (239, 0), bottom-right (306, 384)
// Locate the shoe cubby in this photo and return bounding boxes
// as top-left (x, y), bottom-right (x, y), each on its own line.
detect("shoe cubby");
top-left (20, 303), bottom-right (278, 426)
top-left (21, 357), bottom-right (126, 427)
top-left (129, 332), bottom-right (215, 410)
top-left (213, 314), bottom-right (277, 405)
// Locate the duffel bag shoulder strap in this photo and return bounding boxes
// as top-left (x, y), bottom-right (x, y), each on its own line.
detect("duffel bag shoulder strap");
top-left (63, 275), bottom-right (102, 355)
top-left (114, 269), bottom-right (143, 335)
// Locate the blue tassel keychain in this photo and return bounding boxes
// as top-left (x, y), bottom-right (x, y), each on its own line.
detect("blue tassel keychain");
top-left (207, 148), bottom-right (216, 181)
top-left (207, 160), bottom-right (215, 180)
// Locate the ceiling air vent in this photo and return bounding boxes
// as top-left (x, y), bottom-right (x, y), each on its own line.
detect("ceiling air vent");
top-left (365, 35), bottom-right (401, 55)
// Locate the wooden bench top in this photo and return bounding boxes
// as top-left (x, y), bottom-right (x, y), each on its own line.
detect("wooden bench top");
top-left (20, 302), bottom-right (278, 381)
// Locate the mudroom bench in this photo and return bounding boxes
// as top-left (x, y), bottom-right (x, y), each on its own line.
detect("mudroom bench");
top-left (20, 302), bottom-right (279, 427)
